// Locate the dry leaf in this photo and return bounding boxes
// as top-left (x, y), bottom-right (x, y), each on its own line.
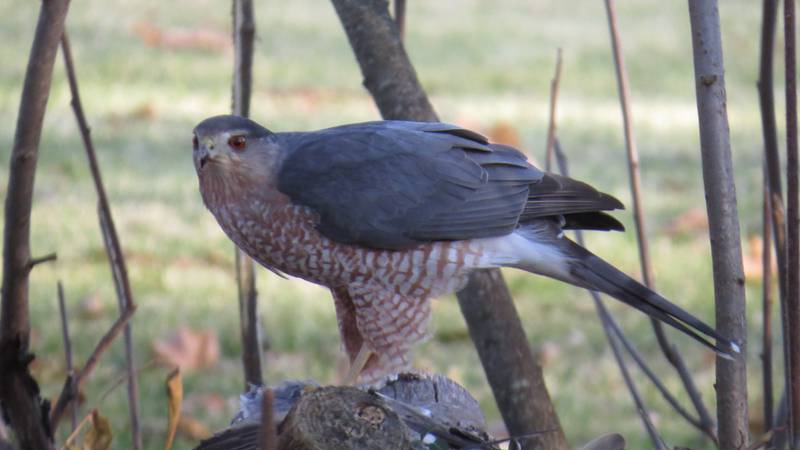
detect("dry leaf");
top-left (663, 207), bottom-right (708, 237)
top-left (152, 326), bottom-right (220, 372)
top-left (743, 234), bottom-right (777, 282)
top-left (178, 416), bottom-right (212, 441)
top-left (83, 410), bottom-right (112, 450)
top-left (488, 121), bottom-right (521, 148)
top-left (77, 294), bottom-right (105, 320)
top-left (132, 21), bottom-right (229, 53)
top-left (163, 368), bottom-right (183, 450)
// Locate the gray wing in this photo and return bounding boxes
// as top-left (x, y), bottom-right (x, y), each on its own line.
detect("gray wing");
top-left (277, 121), bottom-right (622, 250)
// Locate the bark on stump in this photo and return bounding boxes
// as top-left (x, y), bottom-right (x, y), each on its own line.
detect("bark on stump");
top-left (278, 386), bottom-right (411, 450)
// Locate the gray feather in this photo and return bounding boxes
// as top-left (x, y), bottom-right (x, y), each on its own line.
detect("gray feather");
top-left (276, 120), bottom-right (623, 250)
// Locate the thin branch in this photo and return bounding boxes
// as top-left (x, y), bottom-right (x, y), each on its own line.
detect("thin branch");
top-left (49, 303), bottom-right (137, 429)
top-left (27, 252), bottom-right (57, 271)
top-left (688, 2), bottom-right (749, 448)
top-left (0, 0), bottom-right (71, 447)
top-left (544, 48), bottom-right (563, 171)
top-left (763, 165), bottom-right (776, 435)
top-left (232, 0), bottom-right (263, 389)
top-left (60, 33), bottom-right (141, 449)
top-left (603, 0), bottom-right (716, 436)
top-left (394, 0), bottom-right (406, 41)
top-left (598, 302), bottom-right (669, 450)
top-left (784, 0), bottom-right (800, 445)
top-left (757, 0), bottom-right (789, 448)
top-left (330, 2), bottom-right (569, 448)
top-left (57, 281), bottom-right (78, 431)
top-left (259, 388), bottom-right (277, 450)
top-left (553, 140), bottom-right (668, 449)
top-left (59, 409), bottom-right (95, 450)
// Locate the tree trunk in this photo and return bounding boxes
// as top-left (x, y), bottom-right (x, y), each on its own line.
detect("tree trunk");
top-left (330, 1), bottom-right (568, 448)
top-left (0, 0), bottom-right (71, 448)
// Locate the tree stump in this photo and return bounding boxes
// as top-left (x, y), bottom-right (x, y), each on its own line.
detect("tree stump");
top-left (278, 386), bottom-right (410, 450)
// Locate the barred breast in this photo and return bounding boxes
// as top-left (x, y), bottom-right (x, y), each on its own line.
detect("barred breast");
top-left (212, 202), bottom-right (495, 296)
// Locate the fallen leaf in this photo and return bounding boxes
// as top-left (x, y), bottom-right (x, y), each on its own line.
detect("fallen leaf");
top-left (132, 21), bottom-right (229, 53)
top-left (663, 207), bottom-right (708, 237)
top-left (163, 368), bottom-right (182, 450)
top-left (178, 416), bottom-right (212, 441)
top-left (742, 234), bottom-right (777, 282)
top-left (77, 294), bottom-right (106, 320)
top-left (152, 326), bottom-right (220, 372)
top-left (488, 121), bottom-right (521, 148)
top-left (83, 410), bottom-right (113, 450)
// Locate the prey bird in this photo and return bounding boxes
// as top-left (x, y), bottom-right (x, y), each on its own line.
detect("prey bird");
top-left (192, 115), bottom-right (739, 383)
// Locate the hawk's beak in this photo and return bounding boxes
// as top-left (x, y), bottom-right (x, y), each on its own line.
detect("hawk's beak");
top-left (197, 138), bottom-right (217, 170)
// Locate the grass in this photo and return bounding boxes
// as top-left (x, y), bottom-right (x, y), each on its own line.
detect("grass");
top-left (0, 0), bottom-right (777, 448)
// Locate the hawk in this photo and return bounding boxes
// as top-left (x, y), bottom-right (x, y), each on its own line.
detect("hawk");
top-left (192, 115), bottom-right (738, 383)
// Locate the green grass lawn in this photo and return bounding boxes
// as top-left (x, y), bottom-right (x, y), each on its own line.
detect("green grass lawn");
top-left (0, 0), bottom-right (778, 448)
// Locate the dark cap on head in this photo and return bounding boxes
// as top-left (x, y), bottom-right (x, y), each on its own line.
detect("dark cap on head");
top-left (194, 115), bottom-right (273, 138)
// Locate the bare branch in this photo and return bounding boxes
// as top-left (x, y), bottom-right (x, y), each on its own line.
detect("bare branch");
top-left (763, 168), bottom-right (776, 435)
top-left (784, 0), bottom-right (800, 445)
top-left (60, 33), bottom-right (141, 449)
top-left (57, 281), bottom-right (78, 431)
top-left (232, 0), bottom-right (264, 389)
top-left (50, 303), bottom-right (137, 429)
top-left (330, 1), bottom-right (568, 448)
top-left (331, 0), bottom-right (437, 122)
top-left (554, 140), bottom-right (668, 449)
top-left (756, 0), bottom-right (784, 442)
top-left (688, 2), bottom-right (749, 448)
top-left (603, 0), bottom-right (715, 436)
top-left (259, 388), bottom-right (277, 450)
top-left (554, 139), bottom-right (716, 443)
top-left (27, 253), bottom-right (57, 271)
top-left (544, 48), bottom-right (562, 171)
top-left (0, 0), bottom-right (71, 447)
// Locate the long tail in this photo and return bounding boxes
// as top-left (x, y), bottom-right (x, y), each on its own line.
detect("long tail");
top-left (509, 226), bottom-right (740, 358)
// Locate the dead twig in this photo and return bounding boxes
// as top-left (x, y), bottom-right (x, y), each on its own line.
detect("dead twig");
top-left (603, 0), bottom-right (716, 440)
top-left (57, 281), bottom-right (78, 431)
top-left (688, 2), bottom-right (749, 448)
top-left (544, 48), bottom-right (562, 171)
top-left (784, 0), bottom-right (800, 445)
top-left (553, 140), bottom-right (667, 450)
top-left (756, 0), bottom-right (781, 440)
top-left (232, 0), bottom-right (264, 389)
top-left (50, 303), bottom-right (137, 428)
top-left (58, 34), bottom-right (141, 448)
top-left (259, 388), bottom-right (277, 450)
top-left (27, 252), bottom-right (57, 271)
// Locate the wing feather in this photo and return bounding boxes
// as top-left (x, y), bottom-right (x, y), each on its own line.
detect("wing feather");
top-left (276, 121), bottom-right (623, 250)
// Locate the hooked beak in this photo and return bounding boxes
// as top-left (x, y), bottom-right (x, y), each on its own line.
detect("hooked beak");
top-left (196, 137), bottom-right (217, 170)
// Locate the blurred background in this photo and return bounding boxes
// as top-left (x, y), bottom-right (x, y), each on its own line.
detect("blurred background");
top-left (0, 0), bottom-right (776, 448)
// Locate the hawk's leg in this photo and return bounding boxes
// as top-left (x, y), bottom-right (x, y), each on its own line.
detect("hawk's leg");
top-left (344, 344), bottom-right (373, 386)
top-left (331, 286), bottom-right (380, 384)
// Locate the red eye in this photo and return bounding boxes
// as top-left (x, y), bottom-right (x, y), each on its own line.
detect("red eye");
top-left (192, 135), bottom-right (198, 150)
top-left (228, 135), bottom-right (246, 151)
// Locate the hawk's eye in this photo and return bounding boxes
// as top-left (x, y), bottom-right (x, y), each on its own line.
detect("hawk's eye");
top-left (192, 135), bottom-right (198, 150)
top-left (228, 135), bottom-right (247, 151)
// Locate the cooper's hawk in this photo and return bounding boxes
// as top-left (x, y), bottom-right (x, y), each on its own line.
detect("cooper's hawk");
top-left (192, 115), bottom-right (738, 382)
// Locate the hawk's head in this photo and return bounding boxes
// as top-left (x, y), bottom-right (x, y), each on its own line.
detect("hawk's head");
top-left (192, 115), bottom-right (282, 204)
